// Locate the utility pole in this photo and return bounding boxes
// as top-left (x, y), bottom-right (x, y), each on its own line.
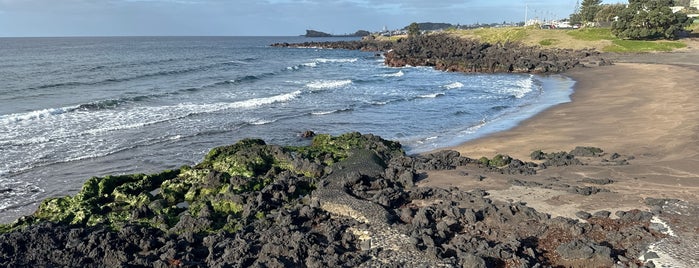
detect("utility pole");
top-left (525, 3), bottom-right (528, 26)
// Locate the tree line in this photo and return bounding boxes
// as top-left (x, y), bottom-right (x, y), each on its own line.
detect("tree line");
top-left (571, 0), bottom-right (694, 40)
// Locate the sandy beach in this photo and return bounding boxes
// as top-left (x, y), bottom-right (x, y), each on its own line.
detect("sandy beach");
top-left (423, 52), bottom-right (699, 213)
top-left (420, 45), bottom-right (699, 266)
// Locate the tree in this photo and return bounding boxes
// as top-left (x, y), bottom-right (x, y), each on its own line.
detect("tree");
top-left (407, 22), bottom-right (421, 36)
top-left (612, 0), bottom-right (692, 40)
top-left (570, 13), bottom-right (583, 25)
top-left (595, 4), bottom-right (626, 23)
top-left (580, 0), bottom-right (603, 24)
top-left (674, 0), bottom-right (690, 7)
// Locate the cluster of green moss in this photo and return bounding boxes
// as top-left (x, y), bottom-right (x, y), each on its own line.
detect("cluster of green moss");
top-left (478, 154), bottom-right (513, 168)
top-left (0, 132), bottom-right (404, 234)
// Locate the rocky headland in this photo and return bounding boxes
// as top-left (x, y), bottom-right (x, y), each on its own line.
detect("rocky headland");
top-left (0, 133), bottom-right (669, 267)
top-left (304, 29), bottom-right (372, 38)
top-left (272, 33), bottom-right (611, 74)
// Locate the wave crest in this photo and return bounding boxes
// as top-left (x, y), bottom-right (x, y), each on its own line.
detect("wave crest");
top-left (418, 93), bottom-right (445, 99)
top-left (444, 82), bottom-right (464, 89)
top-left (380, 70), bottom-right (404, 77)
top-left (306, 80), bottom-right (352, 90)
top-left (315, 58), bottom-right (358, 63)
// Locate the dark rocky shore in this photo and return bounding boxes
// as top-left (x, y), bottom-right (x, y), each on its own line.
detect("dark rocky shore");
top-left (272, 34), bottom-right (611, 74)
top-left (0, 133), bottom-right (666, 267)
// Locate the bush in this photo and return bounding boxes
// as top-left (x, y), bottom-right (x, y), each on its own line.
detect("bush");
top-left (611, 0), bottom-right (692, 40)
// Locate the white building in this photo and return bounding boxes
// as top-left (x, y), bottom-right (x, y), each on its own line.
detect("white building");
top-left (692, 0), bottom-right (699, 8)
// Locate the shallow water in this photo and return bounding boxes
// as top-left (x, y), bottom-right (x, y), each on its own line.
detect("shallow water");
top-left (0, 36), bottom-right (574, 223)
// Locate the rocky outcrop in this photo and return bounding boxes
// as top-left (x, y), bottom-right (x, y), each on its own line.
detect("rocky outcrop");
top-left (274, 33), bottom-right (611, 74)
top-left (271, 38), bottom-right (394, 52)
top-left (0, 133), bottom-right (661, 267)
top-left (304, 29), bottom-right (371, 37)
top-left (384, 34), bottom-right (611, 73)
top-left (305, 29), bottom-right (332, 37)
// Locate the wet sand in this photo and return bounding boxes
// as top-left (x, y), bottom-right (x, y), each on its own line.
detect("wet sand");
top-left (422, 56), bottom-right (699, 219)
top-left (419, 49), bottom-right (699, 265)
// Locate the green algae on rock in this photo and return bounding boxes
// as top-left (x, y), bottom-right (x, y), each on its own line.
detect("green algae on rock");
top-left (0, 132), bottom-right (404, 234)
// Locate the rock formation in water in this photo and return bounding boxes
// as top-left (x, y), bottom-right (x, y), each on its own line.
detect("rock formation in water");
top-left (273, 33), bottom-right (611, 74)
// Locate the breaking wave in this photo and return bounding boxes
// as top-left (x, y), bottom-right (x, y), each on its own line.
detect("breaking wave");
top-left (380, 70), bottom-right (404, 77)
top-left (444, 82), bottom-right (464, 89)
top-left (306, 80), bottom-right (353, 90)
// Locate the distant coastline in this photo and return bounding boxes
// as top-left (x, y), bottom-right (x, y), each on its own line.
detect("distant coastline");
top-left (303, 29), bottom-right (371, 38)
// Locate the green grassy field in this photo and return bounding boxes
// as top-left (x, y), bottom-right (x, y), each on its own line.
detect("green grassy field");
top-left (450, 26), bottom-right (691, 53)
top-left (377, 23), bottom-right (696, 53)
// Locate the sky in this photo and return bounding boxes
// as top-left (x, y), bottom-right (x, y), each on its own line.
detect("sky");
top-left (0, 0), bottom-right (626, 37)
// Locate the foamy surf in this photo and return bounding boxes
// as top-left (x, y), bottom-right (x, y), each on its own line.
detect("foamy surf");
top-left (306, 80), bottom-right (352, 90)
top-left (1, 106), bottom-right (77, 124)
top-left (311, 108), bottom-right (351, 115)
top-left (380, 70), bottom-right (404, 77)
top-left (311, 110), bottom-right (337, 115)
top-left (315, 58), bottom-right (358, 63)
top-left (444, 82), bottom-right (464, 89)
top-left (507, 75), bottom-right (535, 98)
top-left (418, 93), bottom-right (445, 98)
top-left (248, 119), bottom-right (277, 125)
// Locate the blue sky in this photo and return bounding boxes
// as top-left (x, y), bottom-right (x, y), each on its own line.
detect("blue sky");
top-left (0, 0), bottom-right (626, 37)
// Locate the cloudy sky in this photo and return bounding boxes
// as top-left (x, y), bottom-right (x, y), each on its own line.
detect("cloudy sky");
top-left (0, 0), bottom-right (626, 37)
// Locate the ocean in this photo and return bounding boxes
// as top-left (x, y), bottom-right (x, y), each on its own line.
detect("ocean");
top-left (0, 36), bottom-right (575, 223)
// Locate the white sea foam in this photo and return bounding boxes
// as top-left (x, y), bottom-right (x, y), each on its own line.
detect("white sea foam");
top-left (0, 106), bottom-right (77, 124)
top-left (315, 58), bottom-right (358, 63)
top-left (370, 100), bottom-right (389, 105)
top-left (0, 136), bottom-right (51, 147)
top-left (248, 118), bottom-right (277, 125)
top-left (306, 80), bottom-right (352, 90)
top-left (380, 70), bottom-right (404, 77)
top-left (460, 120), bottom-right (488, 135)
top-left (506, 75), bottom-right (535, 98)
top-left (418, 93), bottom-right (445, 99)
top-left (444, 82), bottom-right (464, 89)
top-left (85, 121), bottom-right (160, 136)
top-left (311, 110), bottom-right (337, 115)
top-left (218, 90), bottom-right (301, 110)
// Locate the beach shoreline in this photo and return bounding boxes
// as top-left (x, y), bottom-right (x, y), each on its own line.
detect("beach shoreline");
top-left (423, 60), bottom-right (699, 211)
top-left (417, 48), bottom-right (699, 265)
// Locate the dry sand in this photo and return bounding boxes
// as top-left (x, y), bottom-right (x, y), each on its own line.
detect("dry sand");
top-left (418, 48), bottom-right (699, 265)
top-left (421, 53), bottom-right (699, 219)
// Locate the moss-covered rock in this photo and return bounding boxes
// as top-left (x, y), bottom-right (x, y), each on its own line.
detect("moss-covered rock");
top-left (479, 154), bottom-right (513, 168)
top-left (0, 132), bottom-right (405, 235)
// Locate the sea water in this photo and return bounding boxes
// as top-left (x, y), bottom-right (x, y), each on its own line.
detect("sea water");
top-left (0, 36), bottom-right (574, 223)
